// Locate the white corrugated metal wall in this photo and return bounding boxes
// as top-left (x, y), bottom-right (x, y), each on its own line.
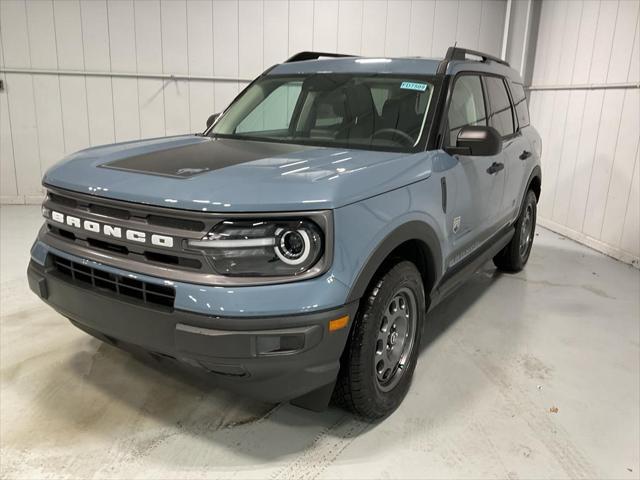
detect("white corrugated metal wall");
top-left (0, 0), bottom-right (507, 204)
top-left (528, 0), bottom-right (639, 265)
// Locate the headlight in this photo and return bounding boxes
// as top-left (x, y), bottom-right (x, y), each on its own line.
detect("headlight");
top-left (187, 219), bottom-right (324, 277)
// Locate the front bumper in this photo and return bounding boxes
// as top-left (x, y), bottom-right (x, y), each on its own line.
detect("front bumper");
top-left (28, 256), bottom-right (357, 403)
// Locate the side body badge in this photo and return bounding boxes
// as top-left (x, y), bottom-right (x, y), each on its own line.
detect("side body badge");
top-left (453, 216), bottom-right (461, 234)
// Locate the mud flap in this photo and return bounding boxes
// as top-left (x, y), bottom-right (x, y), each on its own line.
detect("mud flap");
top-left (290, 380), bottom-right (336, 412)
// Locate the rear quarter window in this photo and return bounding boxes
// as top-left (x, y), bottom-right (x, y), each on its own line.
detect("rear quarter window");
top-left (509, 81), bottom-right (530, 128)
top-left (485, 76), bottom-right (515, 137)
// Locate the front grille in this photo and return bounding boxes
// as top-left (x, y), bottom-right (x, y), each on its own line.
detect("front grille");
top-left (44, 188), bottom-right (210, 273)
top-left (50, 254), bottom-right (175, 309)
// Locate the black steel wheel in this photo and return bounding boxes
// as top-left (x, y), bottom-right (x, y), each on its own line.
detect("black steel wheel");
top-left (335, 261), bottom-right (425, 419)
top-left (374, 287), bottom-right (418, 392)
top-left (494, 189), bottom-right (537, 272)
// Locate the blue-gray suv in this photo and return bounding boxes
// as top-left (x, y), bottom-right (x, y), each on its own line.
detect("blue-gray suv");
top-left (28, 47), bottom-right (541, 419)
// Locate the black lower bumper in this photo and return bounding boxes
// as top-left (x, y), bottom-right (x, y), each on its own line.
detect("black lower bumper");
top-left (28, 260), bottom-right (357, 404)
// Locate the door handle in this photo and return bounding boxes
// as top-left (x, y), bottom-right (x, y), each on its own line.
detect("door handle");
top-left (487, 162), bottom-right (504, 174)
top-left (519, 150), bottom-right (532, 160)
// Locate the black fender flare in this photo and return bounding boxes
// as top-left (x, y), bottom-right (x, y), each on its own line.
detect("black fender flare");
top-left (345, 220), bottom-right (443, 304)
top-left (519, 165), bottom-right (542, 214)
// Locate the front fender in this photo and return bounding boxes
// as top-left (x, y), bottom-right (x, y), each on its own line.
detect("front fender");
top-left (331, 179), bottom-right (446, 304)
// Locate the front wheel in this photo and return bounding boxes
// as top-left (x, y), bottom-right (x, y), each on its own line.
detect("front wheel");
top-left (335, 261), bottom-right (425, 419)
top-left (493, 189), bottom-right (537, 272)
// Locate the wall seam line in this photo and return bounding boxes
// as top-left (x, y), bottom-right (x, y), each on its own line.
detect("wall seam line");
top-left (215, 0), bottom-right (218, 113)
top-left (78, 0), bottom-right (92, 147)
top-left (549, 0), bottom-right (583, 220)
top-left (567, 0), bottom-right (585, 86)
top-left (597, 88), bottom-right (631, 241)
top-left (604, 0), bottom-right (622, 84)
top-left (133, 0), bottom-right (142, 139)
top-left (159, 0), bottom-right (167, 136)
top-left (185, 0), bottom-right (191, 133)
top-left (237, 0), bottom-right (240, 97)
top-left (476, 0), bottom-right (484, 54)
top-left (617, 141), bottom-right (640, 248)
top-left (105, 0), bottom-right (116, 144)
top-left (625, 13), bottom-right (640, 83)
top-left (383, 0), bottom-right (388, 56)
top-left (550, 92), bottom-right (573, 223)
top-left (578, 90), bottom-right (606, 233)
top-left (51, 0), bottom-right (67, 156)
top-left (562, 91), bottom-right (588, 227)
top-left (0, 10), bottom-right (20, 197)
top-left (548, 0), bottom-right (569, 86)
top-left (406, 0), bottom-right (413, 55)
top-left (359, 0), bottom-right (365, 55)
top-left (133, 0), bottom-right (141, 138)
top-left (23, 0), bottom-right (44, 192)
top-left (586, 0), bottom-right (604, 83)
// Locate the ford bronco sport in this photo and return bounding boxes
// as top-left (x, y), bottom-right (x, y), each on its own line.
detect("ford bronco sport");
top-left (28, 47), bottom-right (541, 419)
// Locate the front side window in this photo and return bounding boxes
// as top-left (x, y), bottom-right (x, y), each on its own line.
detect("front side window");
top-left (211, 74), bottom-right (436, 152)
top-left (485, 76), bottom-right (515, 137)
top-left (446, 75), bottom-right (487, 145)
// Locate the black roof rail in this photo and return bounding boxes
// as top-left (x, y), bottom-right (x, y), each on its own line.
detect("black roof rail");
top-left (437, 46), bottom-right (510, 74)
top-left (285, 51), bottom-right (356, 63)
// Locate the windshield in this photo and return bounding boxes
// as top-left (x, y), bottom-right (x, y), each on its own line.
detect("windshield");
top-left (210, 74), bottom-right (436, 152)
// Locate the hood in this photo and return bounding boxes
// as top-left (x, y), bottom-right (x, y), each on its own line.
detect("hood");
top-left (43, 135), bottom-right (435, 212)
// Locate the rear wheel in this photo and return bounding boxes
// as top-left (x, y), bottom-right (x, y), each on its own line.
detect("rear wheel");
top-left (493, 190), bottom-right (537, 272)
top-left (335, 261), bottom-right (425, 419)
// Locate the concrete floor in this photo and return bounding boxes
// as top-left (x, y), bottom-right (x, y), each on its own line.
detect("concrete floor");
top-left (1, 205), bottom-right (638, 480)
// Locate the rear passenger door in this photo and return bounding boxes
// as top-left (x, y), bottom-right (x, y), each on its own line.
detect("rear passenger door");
top-left (484, 76), bottom-right (531, 224)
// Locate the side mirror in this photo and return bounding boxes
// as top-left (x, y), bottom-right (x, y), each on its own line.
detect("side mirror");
top-left (447, 125), bottom-right (502, 156)
top-left (206, 113), bottom-right (220, 129)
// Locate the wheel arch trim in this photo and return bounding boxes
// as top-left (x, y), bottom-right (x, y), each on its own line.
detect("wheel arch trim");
top-left (518, 165), bottom-right (542, 218)
top-left (345, 220), bottom-right (442, 304)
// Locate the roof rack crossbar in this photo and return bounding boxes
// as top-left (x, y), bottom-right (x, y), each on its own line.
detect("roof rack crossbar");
top-left (437, 46), bottom-right (510, 74)
top-left (285, 51), bottom-right (356, 63)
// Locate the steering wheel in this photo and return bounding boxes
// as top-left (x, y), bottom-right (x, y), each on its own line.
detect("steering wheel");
top-left (372, 128), bottom-right (415, 146)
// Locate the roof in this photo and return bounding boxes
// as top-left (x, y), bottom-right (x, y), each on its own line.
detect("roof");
top-left (269, 56), bottom-right (443, 76)
top-left (268, 52), bottom-right (523, 83)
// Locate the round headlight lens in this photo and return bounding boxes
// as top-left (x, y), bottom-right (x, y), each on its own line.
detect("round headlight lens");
top-left (275, 228), bottom-right (310, 265)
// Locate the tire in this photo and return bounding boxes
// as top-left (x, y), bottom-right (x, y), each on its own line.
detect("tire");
top-left (335, 261), bottom-right (425, 419)
top-left (493, 189), bottom-right (537, 272)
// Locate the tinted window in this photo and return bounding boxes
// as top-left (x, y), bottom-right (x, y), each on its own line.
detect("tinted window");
top-left (485, 76), bottom-right (515, 137)
top-left (509, 81), bottom-right (530, 128)
top-left (446, 75), bottom-right (487, 145)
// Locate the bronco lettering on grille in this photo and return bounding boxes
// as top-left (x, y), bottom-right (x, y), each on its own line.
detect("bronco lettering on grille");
top-left (50, 210), bottom-right (174, 248)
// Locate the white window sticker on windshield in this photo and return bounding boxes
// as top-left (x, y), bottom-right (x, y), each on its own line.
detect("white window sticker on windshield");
top-left (400, 81), bottom-right (428, 92)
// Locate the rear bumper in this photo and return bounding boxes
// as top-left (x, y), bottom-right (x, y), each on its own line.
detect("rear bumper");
top-left (28, 258), bottom-right (357, 403)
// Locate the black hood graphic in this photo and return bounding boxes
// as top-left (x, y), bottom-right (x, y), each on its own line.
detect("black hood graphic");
top-left (101, 137), bottom-right (312, 178)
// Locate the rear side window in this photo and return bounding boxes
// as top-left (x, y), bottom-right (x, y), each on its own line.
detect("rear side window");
top-left (446, 75), bottom-right (487, 145)
top-left (509, 81), bottom-right (530, 128)
top-left (485, 76), bottom-right (515, 137)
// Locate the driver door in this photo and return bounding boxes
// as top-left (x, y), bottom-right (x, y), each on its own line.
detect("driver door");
top-left (444, 74), bottom-right (506, 267)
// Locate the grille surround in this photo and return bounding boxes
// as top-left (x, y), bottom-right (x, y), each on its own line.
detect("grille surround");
top-left (50, 254), bottom-right (175, 309)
